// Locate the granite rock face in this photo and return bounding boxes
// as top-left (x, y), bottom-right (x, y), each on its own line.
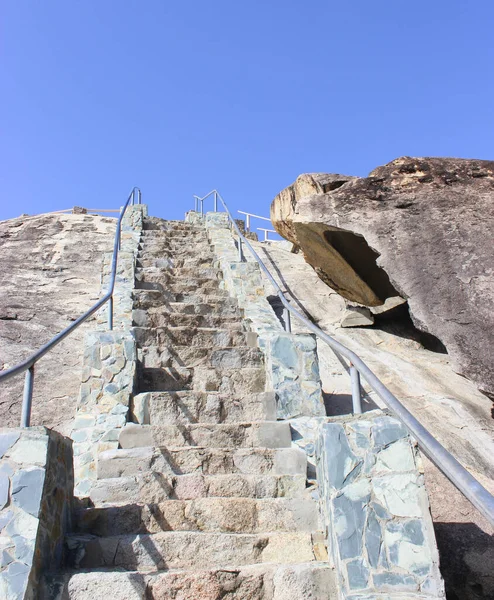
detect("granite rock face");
top-left (0, 213), bottom-right (116, 429)
top-left (271, 157), bottom-right (494, 397)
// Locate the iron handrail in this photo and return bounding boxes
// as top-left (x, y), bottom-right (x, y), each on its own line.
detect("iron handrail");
top-left (0, 186), bottom-right (142, 427)
top-left (194, 189), bottom-right (494, 526)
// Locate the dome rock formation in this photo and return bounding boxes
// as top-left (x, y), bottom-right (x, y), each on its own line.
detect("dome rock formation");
top-left (271, 157), bottom-right (494, 399)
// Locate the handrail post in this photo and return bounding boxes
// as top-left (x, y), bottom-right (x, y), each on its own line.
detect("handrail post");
top-left (214, 192), bottom-right (218, 212)
top-left (138, 188), bottom-right (142, 204)
top-left (238, 236), bottom-right (244, 262)
top-left (246, 214), bottom-right (250, 232)
top-left (265, 230), bottom-right (269, 241)
top-left (200, 199), bottom-right (204, 216)
top-left (350, 364), bottom-right (363, 414)
top-left (283, 308), bottom-right (291, 332)
top-left (108, 295), bottom-right (113, 330)
top-left (20, 366), bottom-right (34, 427)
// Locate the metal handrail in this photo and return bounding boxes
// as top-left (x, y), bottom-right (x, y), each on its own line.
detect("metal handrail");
top-left (193, 189), bottom-right (494, 526)
top-left (0, 186), bottom-right (142, 427)
top-left (257, 227), bottom-right (278, 241)
top-left (237, 210), bottom-right (271, 233)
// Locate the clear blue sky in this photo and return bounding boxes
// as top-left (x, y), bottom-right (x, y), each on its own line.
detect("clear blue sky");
top-left (1, 1), bottom-right (493, 223)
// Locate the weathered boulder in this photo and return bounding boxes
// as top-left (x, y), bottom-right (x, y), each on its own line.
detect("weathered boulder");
top-left (271, 157), bottom-right (494, 397)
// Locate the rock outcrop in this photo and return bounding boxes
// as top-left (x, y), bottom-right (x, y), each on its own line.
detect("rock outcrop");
top-left (271, 157), bottom-right (494, 398)
top-left (0, 213), bottom-right (115, 429)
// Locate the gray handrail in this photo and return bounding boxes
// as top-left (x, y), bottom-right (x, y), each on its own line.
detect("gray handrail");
top-left (193, 189), bottom-right (494, 526)
top-left (0, 186), bottom-right (142, 427)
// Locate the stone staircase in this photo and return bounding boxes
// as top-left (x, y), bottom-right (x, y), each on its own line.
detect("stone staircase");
top-left (61, 217), bottom-right (334, 598)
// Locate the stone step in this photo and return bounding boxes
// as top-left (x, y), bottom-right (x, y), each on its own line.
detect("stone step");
top-left (139, 365), bottom-right (265, 394)
top-left (136, 252), bottom-right (214, 269)
top-left (138, 345), bottom-right (262, 371)
top-left (136, 267), bottom-right (223, 285)
top-left (142, 219), bottom-right (203, 231)
top-left (134, 296), bottom-right (240, 318)
top-left (137, 264), bottom-right (223, 281)
top-left (133, 326), bottom-right (250, 349)
top-left (134, 302), bottom-right (242, 323)
top-left (97, 446), bottom-right (307, 479)
top-left (138, 240), bottom-right (214, 254)
top-left (146, 232), bottom-right (209, 242)
top-left (142, 222), bottom-right (207, 237)
top-left (133, 309), bottom-right (241, 329)
top-left (89, 472), bottom-right (308, 506)
top-left (66, 531), bottom-right (318, 571)
top-left (118, 422), bottom-right (291, 450)
top-left (75, 497), bottom-right (320, 536)
top-left (62, 562), bottom-right (334, 600)
top-left (131, 391), bottom-right (276, 425)
top-left (133, 289), bottom-right (231, 307)
top-left (133, 289), bottom-right (234, 310)
top-left (134, 275), bottom-right (224, 294)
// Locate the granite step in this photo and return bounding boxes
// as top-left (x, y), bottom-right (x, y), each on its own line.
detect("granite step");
top-left (89, 472), bottom-right (309, 506)
top-left (133, 289), bottom-right (235, 310)
top-left (138, 345), bottom-right (262, 371)
top-left (66, 531), bottom-right (318, 571)
top-left (134, 298), bottom-right (240, 319)
top-left (118, 422), bottom-right (291, 450)
top-left (136, 268), bottom-right (222, 283)
top-left (134, 276), bottom-right (225, 294)
top-left (139, 364), bottom-right (265, 394)
top-left (130, 391), bottom-right (276, 425)
top-left (156, 301), bottom-right (241, 316)
top-left (97, 446), bottom-right (307, 479)
top-left (142, 228), bottom-right (206, 237)
top-left (75, 497), bottom-right (320, 536)
top-left (136, 252), bottom-right (214, 269)
top-left (61, 562), bottom-right (334, 600)
top-left (142, 219), bottom-right (203, 231)
top-left (133, 310), bottom-right (241, 329)
top-left (133, 326), bottom-right (251, 349)
top-left (137, 240), bottom-right (214, 258)
top-left (137, 265), bottom-right (222, 281)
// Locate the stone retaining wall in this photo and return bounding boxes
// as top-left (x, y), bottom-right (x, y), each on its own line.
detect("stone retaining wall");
top-left (97, 204), bottom-right (147, 330)
top-left (316, 412), bottom-right (445, 599)
top-left (71, 204), bottom-right (145, 496)
top-left (0, 427), bottom-right (73, 599)
top-left (71, 331), bottom-right (136, 497)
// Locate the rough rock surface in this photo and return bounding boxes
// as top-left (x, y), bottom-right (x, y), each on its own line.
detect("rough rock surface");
top-left (0, 213), bottom-right (115, 429)
top-left (251, 238), bottom-right (494, 600)
top-left (271, 157), bottom-right (494, 398)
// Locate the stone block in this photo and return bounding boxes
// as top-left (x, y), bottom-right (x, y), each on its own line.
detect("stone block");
top-left (261, 332), bottom-right (325, 419)
top-left (73, 331), bottom-right (137, 496)
top-left (0, 428), bottom-right (73, 600)
top-left (11, 468), bottom-right (45, 517)
top-left (315, 413), bottom-right (445, 598)
top-left (0, 433), bottom-right (19, 459)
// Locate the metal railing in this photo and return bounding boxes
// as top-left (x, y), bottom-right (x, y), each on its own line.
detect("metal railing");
top-left (237, 210), bottom-right (271, 232)
top-left (193, 189), bottom-right (494, 526)
top-left (257, 227), bottom-right (278, 241)
top-left (237, 211), bottom-right (278, 240)
top-left (0, 186), bottom-right (142, 427)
